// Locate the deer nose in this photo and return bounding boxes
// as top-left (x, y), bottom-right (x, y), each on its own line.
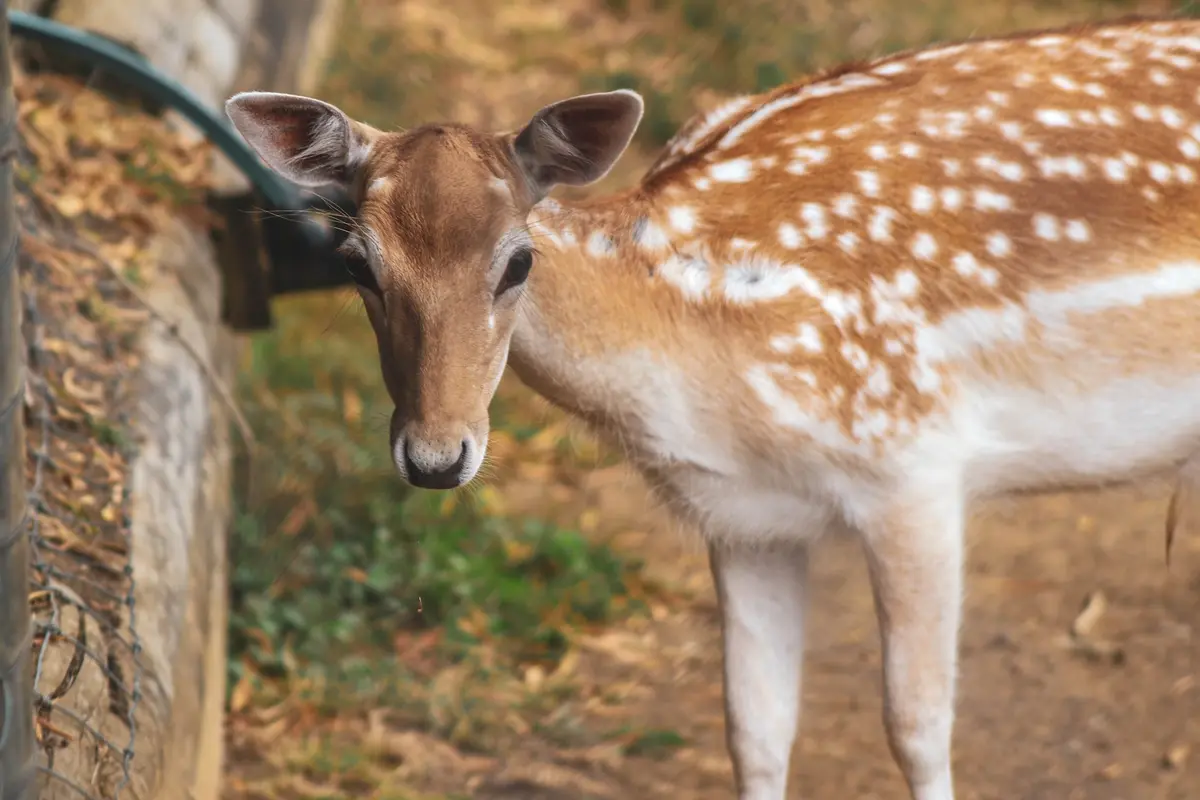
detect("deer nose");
top-left (402, 436), bottom-right (470, 490)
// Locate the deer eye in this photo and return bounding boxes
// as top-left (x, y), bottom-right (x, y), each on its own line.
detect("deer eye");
top-left (339, 245), bottom-right (381, 298)
top-left (495, 248), bottom-right (534, 297)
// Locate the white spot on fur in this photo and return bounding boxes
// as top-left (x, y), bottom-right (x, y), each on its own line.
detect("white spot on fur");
top-left (637, 220), bottom-right (670, 251)
top-left (833, 194), bottom-right (859, 219)
top-left (986, 231), bottom-right (1013, 258)
top-left (857, 170), bottom-right (882, 197)
top-left (586, 231), bottom-right (614, 257)
top-left (942, 158), bottom-right (963, 177)
top-left (976, 154), bottom-right (1025, 181)
top-left (1149, 161), bottom-right (1173, 183)
top-left (900, 142), bottom-right (922, 158)
top-left (968, 104), bottom-right (994, 123)
top-left (711, 158), bottom-right (754, 182)
top-left (999, 121), bottom-right (1024, 141)
top-left (1051, 75), bottom-right (1078, 92)
top-left (778, 222), bottom-right (803, 249)
top-left (801, 203), bottom-right (829, 240)
top-left (868, 205), bottom-right (897, 242)
top-left (951, 251), bottom-right (999, 287)
top-left (659, 254), bottom-right (709, 299)
top-left (723, 258), bottom-right (822, 303)
top-left (1160, 106), bottom-right (1186, 129)
top-left (1033, 212), bottom-right (1061, 241)
top-left (1035, 109), bottom-right (1073, 127)
top-left (668, 206), bottom-right (697, 233)
top-left (874, 61), bottom-right (909, 76)
top-left (911, 231), bottom-right (938, 260)
top-left (910, 185), bottom-right (936, 214)
top-left (839, 231), bottom-right (860, 254)
top-left (974, 188), bottom-right (1013, 212)
top-left (1178, 164), bottom-right (1197, 184)
top-left (1103, 157), bottom-right (1129, 182)
top-left (940, 187), bottom-right (965, 212)
top-left (771, 322), bottom-right (824, 354)
top-left (1064, 219), bottom-right (1092, 243)
top-left (1039, 155), bottom-right (1087, 179)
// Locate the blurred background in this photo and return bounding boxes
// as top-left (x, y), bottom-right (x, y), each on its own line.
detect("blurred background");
top-left (216, 1), bottom-right (1200, 798)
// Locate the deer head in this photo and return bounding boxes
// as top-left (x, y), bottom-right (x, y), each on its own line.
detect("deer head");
top-left (226, 90), bottom-right (644, 489)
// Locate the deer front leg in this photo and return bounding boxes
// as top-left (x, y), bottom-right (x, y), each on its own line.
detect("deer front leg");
top-left (709, 541), bottom-right (809, 800)
top-left (861, 493), bottom-right (965, 800)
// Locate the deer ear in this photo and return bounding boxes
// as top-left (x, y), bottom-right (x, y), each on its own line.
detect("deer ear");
top-left (512, 89), bottom-right (644, 199)
top-left (225, 91), bottom-right (379, 188)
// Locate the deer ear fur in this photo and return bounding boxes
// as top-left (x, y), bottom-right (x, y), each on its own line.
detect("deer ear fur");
top-left (225, 91), bottom-right (379, 188)
top-left (512, 89), bottom-right (644, 199)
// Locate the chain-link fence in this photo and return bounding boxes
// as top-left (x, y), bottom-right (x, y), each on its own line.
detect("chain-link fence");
top-left (2, 17), bottom-right (150, 790)
top-left (21, 260), bottom-right (145, 800)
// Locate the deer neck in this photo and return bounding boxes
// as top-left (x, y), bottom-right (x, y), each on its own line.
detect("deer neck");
top-left (506, 190), bottom-right (720, 462)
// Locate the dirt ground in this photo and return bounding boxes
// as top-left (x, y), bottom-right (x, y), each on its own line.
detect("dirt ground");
top-left (485, 463), bottom-right (1200, 800)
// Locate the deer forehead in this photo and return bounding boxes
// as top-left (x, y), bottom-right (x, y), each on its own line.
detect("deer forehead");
top-left (357, 126), bottom-right (524, 272)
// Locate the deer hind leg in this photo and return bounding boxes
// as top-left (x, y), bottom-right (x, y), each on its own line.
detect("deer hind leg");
top-left (709, 540), bottom-right (809, 800)
top-left (860, 489), bottom-right (965, 800)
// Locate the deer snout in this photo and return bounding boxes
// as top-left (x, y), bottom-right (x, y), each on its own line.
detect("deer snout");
top-left (391, 420), bottom-right (482, 490)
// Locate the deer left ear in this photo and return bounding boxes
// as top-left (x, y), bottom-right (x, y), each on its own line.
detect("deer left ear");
top-left (511, 89), bottom-right (644, 200)
top-left (225, 91), bottom-right (380, 188)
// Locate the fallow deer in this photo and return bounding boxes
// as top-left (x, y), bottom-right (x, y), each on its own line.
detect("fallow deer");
top-left (227, 16), bottom-right (1200, 800)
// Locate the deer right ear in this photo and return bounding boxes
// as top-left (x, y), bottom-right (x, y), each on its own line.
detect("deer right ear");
top-left (225, 91), bottom-right (379, 188)
top-left (512, 89), bottom-right (644, 201)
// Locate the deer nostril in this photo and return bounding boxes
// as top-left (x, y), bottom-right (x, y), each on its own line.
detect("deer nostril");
top-left (403, 438), bottom-right (470, 490)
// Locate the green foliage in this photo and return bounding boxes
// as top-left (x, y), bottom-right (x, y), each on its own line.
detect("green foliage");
top-left (622, 728), bottom-right (688, 759)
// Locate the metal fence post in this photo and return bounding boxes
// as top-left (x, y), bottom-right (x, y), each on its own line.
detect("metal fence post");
top-left (0, 0), bottom-right (35, 795)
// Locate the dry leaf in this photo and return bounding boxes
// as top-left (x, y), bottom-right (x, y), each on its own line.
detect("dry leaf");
top-left (229, 674), bottom-right (255, 713)
top-left (1163, 744), bottom-right (1190, 771)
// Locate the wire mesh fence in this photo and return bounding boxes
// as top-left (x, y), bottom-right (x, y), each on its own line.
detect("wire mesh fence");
top-left (14, 117), bottom-right (149, 800)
